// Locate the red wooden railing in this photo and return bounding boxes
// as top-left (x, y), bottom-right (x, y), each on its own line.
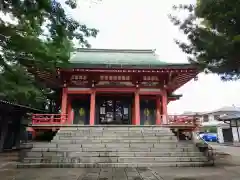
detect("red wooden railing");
top-left (32, 114), bottom-right (68, 125)
top-left (166, 115), bottom-right (200, 126)
top-left (31, 114), bottom-right (200, 126)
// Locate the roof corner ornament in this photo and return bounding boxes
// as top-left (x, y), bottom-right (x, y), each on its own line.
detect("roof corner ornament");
top-left (204, 68), bottom-right (212, 74)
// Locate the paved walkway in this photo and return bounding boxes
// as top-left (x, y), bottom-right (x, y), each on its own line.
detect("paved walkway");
top-left (1, 143), bottom-right (240, 180)
top-left (210, 143), bottom-right (240, 166)
top-left (212, 144), bottom-right (240, 156)
top-left (1, 166), bottom-right (240, 180)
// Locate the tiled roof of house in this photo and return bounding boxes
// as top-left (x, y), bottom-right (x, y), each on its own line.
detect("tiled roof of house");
top-left (218, 113), bottom-right (240, 120)
top-left (0, 99), bottom-right (44, 112)
top-left (197, 106), bottom-right (240, 116)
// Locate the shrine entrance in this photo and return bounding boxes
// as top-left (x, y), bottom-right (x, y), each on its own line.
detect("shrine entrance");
top-left (140, 99), bottom-right (156, 125)
top-left (96, 95), bottom-right (132, 125)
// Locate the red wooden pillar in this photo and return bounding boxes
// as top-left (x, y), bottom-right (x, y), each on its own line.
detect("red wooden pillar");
top-left (132, 103), bottom-right (135, 125)
top-left (67, 98), bottom-right (74, 124)
top-left (134, 91), bottom-right (140, 125)
top-left (89, 91), bottom-right (96, 125)
top-left (61, 88), bottom-right (68, 123)
top-left (156, 96), bottom-right (161, 125)
top-left (161, 89), bottom-right (168, 124)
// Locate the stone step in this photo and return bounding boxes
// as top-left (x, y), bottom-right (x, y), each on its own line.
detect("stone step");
top-left (19, 127), bottom-right (209, 168)
top-left (55, 134), bottom-right (175, 138)
top-left (57, 127), bottom-right (172, 131)
top-left (56, 130), bottom-right (173, 133)
top-left (17, 161), bottom-right (211, 168)
top-left (32, 143), bottom-right (195, 149)
top-left (57, 129), bottom-right (172, 134)
top-left (58, 128), bottom-right (171, 131)
top-left (31, 147), bottom-right (197, 152)
top-left (22, 156), bottom-right (207, 164)
top-left (57, 134), bottom-right (174, 136)
top-left (57, 132), bottom-right (175, 135)
top-left (53, 136), bottom-right (177, 141)
top-left (57, 129), bottom-right (172, 132)
top-left (51, 139), bottom-right (178, 144)
top-left (26, 151), bottom-right (203, 158)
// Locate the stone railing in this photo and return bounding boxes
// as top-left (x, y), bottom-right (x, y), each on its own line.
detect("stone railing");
top-left (192, 131), bottom-right (216, 165)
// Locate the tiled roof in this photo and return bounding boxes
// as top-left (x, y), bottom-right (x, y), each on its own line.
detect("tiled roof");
top-left (218, 113), bottom-right (240, 120)
top-left (168, 93), bottom-right (182, 99)
top-left (0, 99), bottom-right (44, 112)
top-left (68, 48), bottom-right (192, 68)
top-left (213, 106), bottom-right (240, 112)
top-left (201, 106), bottom-right (240, 115)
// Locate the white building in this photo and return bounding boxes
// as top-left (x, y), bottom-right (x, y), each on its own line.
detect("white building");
top-left (197, 106), bottom-right (240, 143)
top-left (217, 113), bottom-right (240, 144)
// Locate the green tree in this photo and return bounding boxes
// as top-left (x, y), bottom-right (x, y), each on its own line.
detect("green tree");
top-left (0, 0), bottom-right (99, 109)
top-left (169, 0), bottom-right (240, 80)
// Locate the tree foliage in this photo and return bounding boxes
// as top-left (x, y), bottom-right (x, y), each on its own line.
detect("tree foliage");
top-left (170, 0), bottom-right (240, 80)
top-left (0, 0), bottom-right (98, 109)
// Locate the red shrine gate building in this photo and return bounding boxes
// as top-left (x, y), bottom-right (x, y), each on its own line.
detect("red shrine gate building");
top-left (32, 49), bottom-right (199, 128)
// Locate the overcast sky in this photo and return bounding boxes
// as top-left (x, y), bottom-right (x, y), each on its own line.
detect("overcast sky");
top-left (70, 0), bottom-right (240, 113)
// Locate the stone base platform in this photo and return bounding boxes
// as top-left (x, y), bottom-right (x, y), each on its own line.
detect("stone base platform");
top-left (17, 126), bottom-right (211, 168)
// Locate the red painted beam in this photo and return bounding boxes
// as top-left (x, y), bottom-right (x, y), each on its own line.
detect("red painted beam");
top-left (139, 91), bottom-right (162, 95)
top-left (67, 90), bottom-right (92, 94)
top-left (95, 88), bottom-right (136, 93)
top-left (67, 88), bottom-right (137, 94)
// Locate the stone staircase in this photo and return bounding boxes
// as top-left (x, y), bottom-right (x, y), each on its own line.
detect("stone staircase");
top-left (17, 126), bottom-right (211, 168)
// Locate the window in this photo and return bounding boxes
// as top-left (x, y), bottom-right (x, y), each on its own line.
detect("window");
top-left (231, 120), bottom-right (237, 127)
top-left (237, 120), bottom-right (240, 127)
top-left (203, 115), bottom-right (209, 122)
top-left (214, 115), bottom-right (220, 120)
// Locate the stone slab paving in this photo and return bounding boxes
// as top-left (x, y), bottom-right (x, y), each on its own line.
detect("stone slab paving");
top-left (1, 166), bottom-right (240, 180)
top-left (210, 143), bottom-right (240, 166)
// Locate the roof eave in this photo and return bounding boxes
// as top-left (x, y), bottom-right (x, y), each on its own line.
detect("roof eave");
top-left (73, 48), bottom-right (156, 54)
top-left (168, 94), bottom-right (183, 99)
top-left (0, 100), bottom-right (46, 113)
top-left (219, 117), bottom-right (240, 121)
top-left (64, 63), bottom-right (198, 70)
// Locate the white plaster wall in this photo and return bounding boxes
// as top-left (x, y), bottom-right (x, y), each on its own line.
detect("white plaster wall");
top-left (208, 115), bottom-right (215, 121)
top-left (232, 127), bottom-right (240, 142)
top-left (199, 116), bottom-right (204, 124)
top-left (238, 127), bottom-right (240, 142)
top-left (217, 127), bottom-right (224, 143)
top-left (236, 127), bottom-right (240, 143)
